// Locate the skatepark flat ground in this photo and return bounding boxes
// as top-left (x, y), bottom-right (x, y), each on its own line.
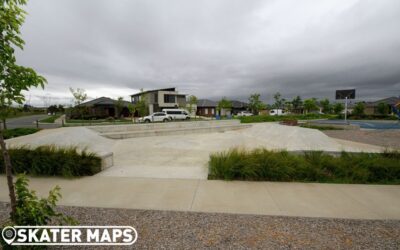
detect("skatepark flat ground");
top-left (6, 122), bottom-right (384, 179)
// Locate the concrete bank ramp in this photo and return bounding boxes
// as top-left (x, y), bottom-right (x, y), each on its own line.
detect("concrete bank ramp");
top-left (6, 127), bottom-right (115, 170)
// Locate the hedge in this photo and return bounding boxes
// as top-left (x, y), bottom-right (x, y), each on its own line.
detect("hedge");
top-left (0, 145), bottom-right (102, 177)
top-left (208, 148), bottom-right (400, 184)
top-left (239, 114), bottom-right (337, 123)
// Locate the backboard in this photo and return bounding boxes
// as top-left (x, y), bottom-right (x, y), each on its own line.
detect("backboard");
top-left (335, 89), bottom-right (355, 100)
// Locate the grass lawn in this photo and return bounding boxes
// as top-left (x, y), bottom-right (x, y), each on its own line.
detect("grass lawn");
top-left (3, 128), bottom-right (40, 139)
top-left (6, 111), bottom-right (44, 119)
top-left (39, 115), bottom-right (61, 123)
top-left (209, 148), bottom-right (400, 184)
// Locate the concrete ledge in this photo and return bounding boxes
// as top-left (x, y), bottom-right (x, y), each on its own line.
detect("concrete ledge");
top-left (90, 120), bottom-right (241, 133)
top-left (101, 124), bottom-right (251, 139)
top-left (98, 152), bottom-right (114, 170)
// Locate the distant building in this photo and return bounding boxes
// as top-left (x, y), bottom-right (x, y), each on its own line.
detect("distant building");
top-left (74, 97), bottom-right (131, 118)
top-left (130, 87), bottom-right (186, 115)
top-left (196, 99), bottom-right (217, 117)
top-left (364, 96), bottom-right (400, 115)
top-left (230, 100), bottom-right (248, 115)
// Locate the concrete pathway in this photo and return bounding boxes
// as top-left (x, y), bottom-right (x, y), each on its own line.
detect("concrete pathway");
top-left (1, 176), bottom-right (399, 220)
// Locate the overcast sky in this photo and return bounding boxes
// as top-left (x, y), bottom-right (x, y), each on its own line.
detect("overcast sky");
top-left (17, 0), bottom-right (400, 106)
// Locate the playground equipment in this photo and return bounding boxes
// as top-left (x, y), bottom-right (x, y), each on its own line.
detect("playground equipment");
top-left (393, 102), bottom-right (400, 120)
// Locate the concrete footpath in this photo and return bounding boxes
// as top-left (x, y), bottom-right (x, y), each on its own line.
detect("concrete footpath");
top-left (1, 176), bottom-right (399, 220)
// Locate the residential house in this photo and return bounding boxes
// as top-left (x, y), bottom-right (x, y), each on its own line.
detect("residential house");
top-left (73, 97), bottom-right (131, 119)
top-left (130, 87), bottom-right (186, 115)
top-left (231, 100), bottom-right (248, 115)
top-left (364, 96), bottom-right (400, 115)
top-left (196, 99), bottom-right (217, 117)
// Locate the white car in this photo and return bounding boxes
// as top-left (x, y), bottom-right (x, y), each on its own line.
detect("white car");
top-left (138, 112), bottom-right (170, 123)
top-left (237, 111), bottom-right (253, 117)
top-left (162, 109), bottom-right (190, 120)
top-left (269, 109), bottom-right (286, 116)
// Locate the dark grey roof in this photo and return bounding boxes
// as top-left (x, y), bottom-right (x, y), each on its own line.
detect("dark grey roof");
top-left (231, 100), bottom-right (248, 109)
top-left (130, 87), bottom-right (176, 97)
top-left (77, 97), bottom-right (131, 107)
top-left (197, 99), bottom-right (217, 107)
top-left (366, 96), bottom-right (400, 106)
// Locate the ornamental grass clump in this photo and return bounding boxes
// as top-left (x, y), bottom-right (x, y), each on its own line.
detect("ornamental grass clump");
top-left (208, 148), bottom-right (400, 184)
top-left (0, 145), bottom-right (102, 177)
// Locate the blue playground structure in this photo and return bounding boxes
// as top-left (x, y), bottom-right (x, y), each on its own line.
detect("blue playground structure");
top-left (392, 104), bottom-right (400, 120)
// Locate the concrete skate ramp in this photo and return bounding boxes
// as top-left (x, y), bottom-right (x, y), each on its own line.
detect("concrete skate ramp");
top-left (100, 123), bottom-right (383, 179)
top-left (5, 127), bottom-right (115, 170)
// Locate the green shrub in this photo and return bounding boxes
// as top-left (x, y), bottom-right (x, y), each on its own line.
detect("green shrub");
top-left (300, 124), bottom-right (344, 130)
top-left (208, 148), bottom-right (400, 184)
top-left (1, 175), bottom-right (76, 249)
top-left (239, 114), bottom-right (336, 123)
top-left (0, 145), bottom-right (102, 177)
top-left (3, 128), bottom-right (40, 139)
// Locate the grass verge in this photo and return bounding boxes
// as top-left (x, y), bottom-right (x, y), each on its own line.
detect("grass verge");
top-left (239, 114), bottom-right (337, 123)
top-left (208, 148), bottom-right (400, 184)
top-left (39, 115), bottom-right (61, 123)
top-left (3, 128), bottom-right (40, 139)
top-left (0, 145), bottom-right (102, 177)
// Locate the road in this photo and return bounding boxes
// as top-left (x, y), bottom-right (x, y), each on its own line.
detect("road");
top-left (3, 114), bottom-right (61, 129)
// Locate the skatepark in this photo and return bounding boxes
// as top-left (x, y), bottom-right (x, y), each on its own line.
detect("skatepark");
top-left (6, 120), bottom-right (383, 179)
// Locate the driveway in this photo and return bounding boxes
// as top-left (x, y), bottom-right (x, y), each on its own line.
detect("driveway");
top-left (4, 114), bottom-right (61, 129)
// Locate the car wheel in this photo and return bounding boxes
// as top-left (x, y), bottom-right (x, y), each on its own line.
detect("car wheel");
top-left (163, 119), bottom-right (168, 122)
top-left (186, 117), bottom-right (190, 120)
top-left (145, 119), bottom-right (150, 123)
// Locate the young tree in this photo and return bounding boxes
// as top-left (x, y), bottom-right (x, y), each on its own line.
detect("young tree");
top-left (47, 105), bottom-right (59, 114)
top-left (133, 93), bottom-right (148, 117)
top-left (353, 102), bottom-right (365, 116)
top-left (377, 102), bottom-right (389, 115)
top-left (58, 104), bottom-right (65, 113)
top-left (319, 98), bottom-right (331, 114)
top-left (217, 97), bottom-right (232, 116)
top-left (69, 88), bottom-right (87, 119)
top-left (69, 87), bottom-right (87, 105)
top-left (0, 0), bottom-right (47, 219)
top-left (248, 93), bottom-right (265, 115)
top-left (333, 103), bottom-right (344, 114)
top-left (291, 96), bottom-right (303, 109)
top-left (115, 96), bottom-right (125, 118)
top-left (303, 98), bottom-right (318, 113)
top-left (273, 92), bottom-right (284, 109)
top-left (187, 95), bottom-right (198, 116)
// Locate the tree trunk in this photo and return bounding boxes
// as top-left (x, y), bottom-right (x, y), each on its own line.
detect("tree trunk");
top-left (2, 118), bottom-right (6, 130)
top-left (0, 129), bottom-right (16, 219)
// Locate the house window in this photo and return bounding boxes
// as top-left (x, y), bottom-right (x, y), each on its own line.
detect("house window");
top-left (205, 108), bottom-right (208, 115)
top-left (211, 108), bottom-right (215, 115)
top-left (164, 94), bottom-right (176, 103)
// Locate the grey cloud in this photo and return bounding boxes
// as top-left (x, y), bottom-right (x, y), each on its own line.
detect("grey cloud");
top-left (16, 0), bottom-right (400, 105)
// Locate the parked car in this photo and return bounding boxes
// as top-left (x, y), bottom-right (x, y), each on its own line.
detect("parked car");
top-left (237, 111), bottom-right (253, 117)
top-left (269, 109), bottom-right (286, 116)
top-left (138, 112), bottom-right (170, 123)
top-left (162, 109), bottom-right (190, 120)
